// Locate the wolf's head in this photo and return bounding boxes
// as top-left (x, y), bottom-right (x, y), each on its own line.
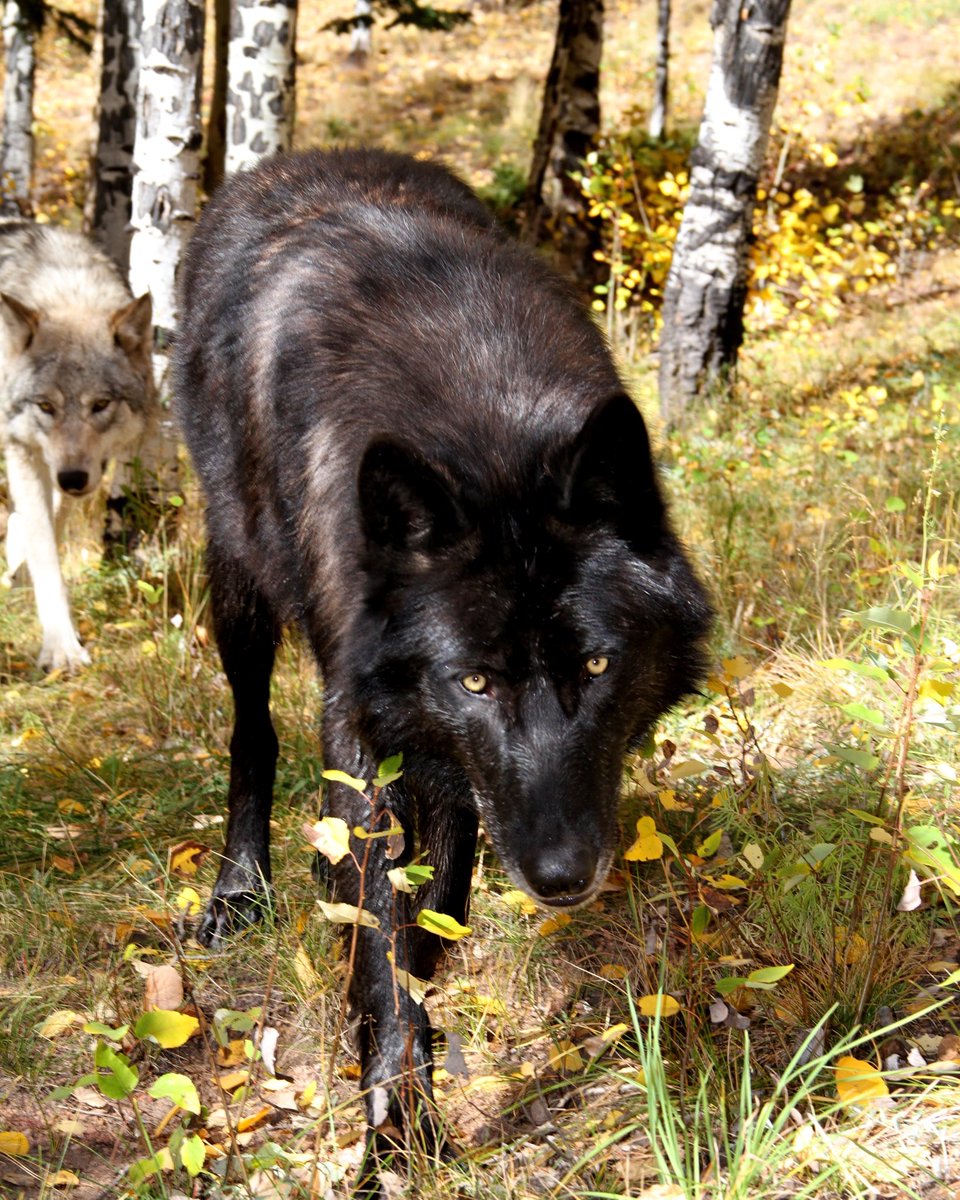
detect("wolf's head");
top-left (352, 393), bottom-right (713, 908)
top-left (1, 291), bottom-right (153, 495)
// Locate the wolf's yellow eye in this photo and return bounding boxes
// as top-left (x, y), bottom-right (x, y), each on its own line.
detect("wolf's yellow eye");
top-left (461, 672), bottom-right (488, 694)
top-left (36, 399), bottom-right (55, 416)
top-left (91, 398), bottom-right (113, 415)
top-left (584, 655), bottom-right (609, 677)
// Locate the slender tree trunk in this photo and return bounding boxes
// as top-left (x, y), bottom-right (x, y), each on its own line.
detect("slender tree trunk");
top-left (88, 0), bottom-right (142, 272)
top-left (347, 0), bottom-right (372, 65)
top-left (203, 0), bottom-right (230, 192)
top-left (648, 0), bottom-right (669, 141)
top-left (658, 0), bottom-right (791, 425)
top-left (0, 0), bottom-right (36, 216)
top-left (225, 0), bottom-right (297, 174)
top-left (128, 0), bottom-right (204, 387)
top-left (523, 0), bottom-right (602, 276)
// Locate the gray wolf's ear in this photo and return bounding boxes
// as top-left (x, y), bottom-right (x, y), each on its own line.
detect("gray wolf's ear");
top-left (556, 392), bottom-right (667, 554)
top-left (0, 292), bottom-right (41, 351)
top-left (359, 439), bottom-right (468, 554)
top-left (111, 293), bottom-right (153, 360)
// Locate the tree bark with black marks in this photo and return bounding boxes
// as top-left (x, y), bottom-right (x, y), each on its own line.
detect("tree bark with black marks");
top-left (0, 0), bottom-right (37, 215)
top-left (658, 0), bottom-right (791, 424)
top-left (225, 0), bottom-right (297, 174)
top-left (523, 0), bottom-right (602, 277)
top-left (88, 0), bottom-right (141, 271)
top-left (648, 0), bottom-right (670, 141)
top-left (128, 0), bottom-right (203, 377)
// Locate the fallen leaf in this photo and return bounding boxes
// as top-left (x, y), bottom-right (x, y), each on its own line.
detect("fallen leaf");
top-left (168, 840), bottom-right (209, 876)
top-left (144, 965), bottom-right (184, 1011)
top-left (0, 1131), bottom-right (29, 1155)
top-left (835, 1055), bottom-right (889, 1107)
top-left (236, 1107), bottom-right (273, 1133)
top-left (260, 1025), bottom-right (280, 1076)
top-left (36, 1009), bottom-right (85, 1039)
top-left (637, 993), bottom-right (681, 1019)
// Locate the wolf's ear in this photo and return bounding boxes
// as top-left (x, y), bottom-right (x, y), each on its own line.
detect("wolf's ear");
top-left (111, 293), bottom-right (153, 360)
top-left (359, 439), bottom-right (468, 554)
top-left (556, 393), bottom-right (667, 554)
top-left (0, 292), bottom-right (41, 352)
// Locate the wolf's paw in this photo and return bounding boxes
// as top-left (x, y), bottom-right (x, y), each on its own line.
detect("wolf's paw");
top-left (196, 878), bottom-right (273, 946)
top-left (38, 633), bottom-right (91, 674)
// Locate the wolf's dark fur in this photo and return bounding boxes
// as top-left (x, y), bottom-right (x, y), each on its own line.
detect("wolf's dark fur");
top-left (174, 148), bottom-right (711, 1171)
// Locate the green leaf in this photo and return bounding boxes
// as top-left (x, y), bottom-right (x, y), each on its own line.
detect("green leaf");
top-left (691, 905), bottom-right (711, 937)
top-left (884, 496), bottom-right (906, 513)
top-left (822, 657), bottom-right (892, 683)
top-left (848, 605), bottom-right (916, 635)
top-left (416, 909), bottom-right (472, 939)
top-left (715, 976), bottom-right (747, 996)
top-left (82, 1020), bottom-right (129, 1040)
top-left (374, 754), bottom-right (404, 788)
top-left (321, 769), bottom-right (368, 793)
top-left (148, 1072), bottom-right (201, 1115)
top-left (847, 807), bottom-right (886, 825)
top-left (746, 964), bottom-right (794, 986)
top-left (93, 1041), bottom-right (139, 1099)
top-left (827, 744), bottom-right (882, 770)
top-left (180, 1133), bottom-right (206, 1177)
top-left (839, 701), bottom-right (887, 729)
top-left (128, 1151), bottom-right (168, 1184)
top-left (801, 843), bottom-right (836, 868)
top-left (697, 829), bottom-right (723, 857)
top-left (134, 1009), bottom-right (200, 1049)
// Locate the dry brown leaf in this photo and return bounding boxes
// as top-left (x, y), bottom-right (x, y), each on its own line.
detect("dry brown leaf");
top-left (144, 964), bottom-right (184, 1011)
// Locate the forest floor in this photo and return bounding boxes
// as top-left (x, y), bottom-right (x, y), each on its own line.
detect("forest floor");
top-left (2, 0), bottom-right (960, 1197)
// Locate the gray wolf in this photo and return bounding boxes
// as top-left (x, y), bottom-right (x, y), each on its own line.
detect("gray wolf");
top-left (173, 148), bottom-right (712, 1179)
top-left (0, 221), bottom-right (154, 671)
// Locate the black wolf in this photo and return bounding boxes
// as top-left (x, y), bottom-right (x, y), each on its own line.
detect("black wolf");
top-left (174, 148), bottom-right (711, 1170)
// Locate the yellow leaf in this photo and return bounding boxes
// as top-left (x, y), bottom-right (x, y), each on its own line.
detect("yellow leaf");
top-left (175, 886), bottom-right (201, 916)
top-left (302, 816), bottom-right (352, 865)
top-left (658, 788), bottom-right (692, 812)
top-left (46, 1170), bottom-right (80, 1188)
top-left (538, 912), bottom-right (572, 937)
top-left (835, 1055), bottom-right (889, 1107)
top-left (297, 1079), bottom-right (317, 1110)
top-left (722, 655), bottom-right (752, 680)
top-left (637, 993), bottom-right (681, 1018)
top-left (217, 1069), bottom-right (251, 1091)
top-left (624, 816), bottom-right (663, 862)
top-left (771, 682), bottom-right (794, 698)
top-left (36, 1009), bottom-right (84, 1039)
top-left (501, 888), bottom-right (538, 915)
top-left (547, 1040), bottom-right (585, 1072)
top-left (293, 944), bottom-right (320, 991)
top-left (134, 1009), bottom-right (200, 1048)
top-left (598, 963), bottom-right (628, 980)
top-left (236, 1107), bottom-right (272, 1133)
top-left (0, 1131), bottom-right (29, 1155)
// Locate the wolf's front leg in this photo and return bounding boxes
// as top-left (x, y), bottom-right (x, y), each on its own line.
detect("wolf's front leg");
top-left (5, 445), bottom-right (90, 672)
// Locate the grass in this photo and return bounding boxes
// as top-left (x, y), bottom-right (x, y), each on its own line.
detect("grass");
top-left (2, 0), bottom-right (960, 1195)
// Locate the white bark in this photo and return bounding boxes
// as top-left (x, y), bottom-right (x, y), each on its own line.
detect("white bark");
top-left (128, 0), bottom-right (203, 378)
top-left (89, 0), bottom-right (142, 272)
top-left (348, 0), bottom-right (372, 65)
top-left (225, 0), bottom-right (297, 174)
top-left (658, 0), bottom-right (791, 423)
top-left (0, 0), bottom-right (35, 215)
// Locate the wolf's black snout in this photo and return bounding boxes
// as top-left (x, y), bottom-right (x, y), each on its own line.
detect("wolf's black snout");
top-left (521, 841), bottom-right (598, 904)
top-left (58, 469), bottom-right (90, 495)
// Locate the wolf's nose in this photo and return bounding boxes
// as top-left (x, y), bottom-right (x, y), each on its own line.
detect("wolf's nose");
top-left (522, 843), bottom-right (597, 904)
top-left (58, 469), bottom-right (90, 495)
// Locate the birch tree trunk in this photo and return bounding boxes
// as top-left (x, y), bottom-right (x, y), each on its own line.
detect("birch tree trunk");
top-left (0, 0), bottom-right (36, 216)
top-left (225, 0), bottom-right (297, 173)
top-left (648, 0), bottom-right (669, 141)
top-left (347, 0), bottom-right (372, 66)
top-left (89, 0), bottom-right (142, 272)
top-left (128, 0), bottom-right (203, 375)
top-left (523, 0), bottom-right (602, 276)
top-left (658, 0), bottom-right (791, 424)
